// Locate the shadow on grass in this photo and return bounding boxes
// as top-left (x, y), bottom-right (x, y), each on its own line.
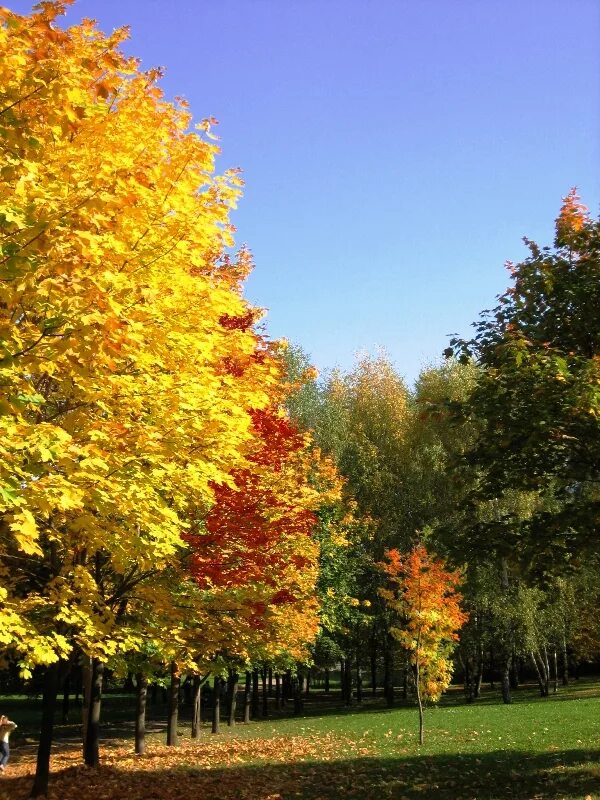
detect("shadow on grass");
top-left (4, 747), bottom-right (599, 800)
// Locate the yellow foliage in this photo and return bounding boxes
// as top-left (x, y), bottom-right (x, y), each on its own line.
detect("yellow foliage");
top-left (0, 2), bottom-right (281, 666)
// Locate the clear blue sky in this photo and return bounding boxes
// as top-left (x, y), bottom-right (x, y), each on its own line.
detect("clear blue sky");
top-left (10, 0), bottom-right (600, 384)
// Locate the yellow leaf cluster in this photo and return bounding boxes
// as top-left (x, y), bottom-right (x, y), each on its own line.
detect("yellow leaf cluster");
top-left (0, 2), bottom-right (289, 668)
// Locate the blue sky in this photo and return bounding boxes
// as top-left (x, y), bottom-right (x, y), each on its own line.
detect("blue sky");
top-left (10, 0), bottom-right (600, 384)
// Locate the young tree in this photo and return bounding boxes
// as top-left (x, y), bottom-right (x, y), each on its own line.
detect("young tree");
top-left (380, 545), bottom-right (468, 744)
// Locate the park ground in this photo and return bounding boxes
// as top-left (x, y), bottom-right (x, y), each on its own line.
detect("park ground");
top-left (1, 680), bottom-right (599, 800)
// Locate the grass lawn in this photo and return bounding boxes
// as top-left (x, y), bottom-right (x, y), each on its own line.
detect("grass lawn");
top-left (1, 679), bottom-right (599, 800)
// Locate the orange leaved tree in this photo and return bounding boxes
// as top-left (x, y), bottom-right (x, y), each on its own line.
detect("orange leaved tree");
top-left (380, 545), bottom-right (468, 744)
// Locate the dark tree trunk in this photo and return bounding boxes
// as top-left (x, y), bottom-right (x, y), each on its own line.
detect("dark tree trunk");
top-left (474, 643), bottom-right (484, 699)
top-left (61, 671), bottom-right (70, 724)
top-left (274, 672), bottom-right (282, 709)
top-left (135, 673), bottom-right (148, 755)
top-left (463, 655), bottom-right (472, 702)
top-left (123, 672), bottom-right (135, 693)
top-left (356, 658), bottom-right (363, 704)
top-left (383, 639), bottom-right (394, 707)
top-left (561, 636), bottom-right (569, 686)
top-left (30, 663), bottom-right (60, 798)
top-left (191, 676), bottom-right (202, 738)
top-left (343, 658), bottom-right (353, 705)
top-left (227, 671), bottom-right (239, 726)
top-left (81, 655), bottom-right (92, 754)
top-left (182, 677), bottom-right (192, 706)
top-left (268, 668), bottom-right (273, 696)
top-left (84, 658), bottom-right (104, 767)
top-left (251, 669), bottom-right (260, 717)
top-left (293, 670), bottom-right (304, 716)
top-left (500, 560), bottom-right (513, 705)
top-left (370, 645), bottom-right (377, 695)
top-left (324, 668), bottom-right (330, 695)
top-left (261, 667), bottom-right (268, 717)
top-left (74, 663), bottom-right (82, 706)
top-left (212, 676), bottom-right (221, 734)
top-left (166, 661), bottom-right (180, 746)
top-left (285, 670), bottom-right (293, 705)
top-left (305, 669), bottom-right (311, 696)
top-left (244, 671), bottom-right (252, 722)
top-left (501, 655), bottom-right (512, 705)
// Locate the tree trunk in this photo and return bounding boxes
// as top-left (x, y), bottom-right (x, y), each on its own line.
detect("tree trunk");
top-left (500, 560), bottom-right (513, 705)
top-left (474, 643), bottom-right (484, 699)
top-left (61, 671), bottom-right (70, 724)
top-left (227, 671), bottom-right (239, 726)
top-left (284, 669), bottom-right (292, 705)
top-left (510, 652), bottom-right (520, 690)
top-left (323, 668), bottom-right (330, 695)
top-left (212, 676), bottom-right (221, 734)
top-left (123, 672), bottom-right (135, 693)
top-left (501, 655), bottom-right (512, 705)
top-left (293, 670), bottom-right (304, 716)
top-left (370, 645), bottom-right (377, 695)
top-left (81, 655), bottom-right (92, 755)
top-left (261, 667), bottom-right (268, 717)
top-left (552, 648), bottom-right (558, 694)
top-left (415, 658), bottom-right (424, 746)
top-left (274, 672), bottom-right (282, 709)
top-left (244, 671), bottom-right (252, 722)
top-left (356, 658), bottom-right (363, 704)
top-left (251, 669), bottom-right (260, 717)
top-left (489, 648), bottom-right (495, 690)
top-left (166, 661), bottom-right (180, 746)
top-left (30, 663), bottom-right (60, 798)
top-left (150, 682), bottom-right (158, 705)
top-left (542, 646), bottom-right (551, 695)
top-left (343, 658), bottom-right (353, 706)
top-left (383, 639), bottom-right (394, 707)
top-left (135, 673), bottom-right (147, 755)
top-left (463, 654), bottom-right (472, 702)
top-left (268, 668), bottom-right (273, 696)
top-left (561, 635), bottom-right (569, 686)
top-left (191, 676), bottom-right (202, 738)
top-left (531, 650), bottom-right (546, 696)
top-left (74, 663), bottom-right (82, 706)
top-left (84, 658), bottom-right (104, 767)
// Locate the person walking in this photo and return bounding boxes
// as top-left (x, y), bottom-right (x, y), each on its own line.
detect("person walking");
top-left (0, 715), bottom-right (17, 772)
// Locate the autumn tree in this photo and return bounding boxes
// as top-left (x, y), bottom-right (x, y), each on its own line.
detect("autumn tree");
top-left (0, 3), bottom-right (281, 793)
top-left (380, 545), bottom-right (468, 744)
top-left (183, 346), bottom-right (343, 716)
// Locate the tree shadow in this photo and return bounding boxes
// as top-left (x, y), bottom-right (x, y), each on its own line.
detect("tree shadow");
top-left (3, 747), bottom-right (599, 800)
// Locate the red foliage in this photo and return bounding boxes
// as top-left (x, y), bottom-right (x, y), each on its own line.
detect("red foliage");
top-left (184, 407), bottom-right (316, 604)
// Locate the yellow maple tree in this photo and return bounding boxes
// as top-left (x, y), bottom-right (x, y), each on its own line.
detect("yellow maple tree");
top-left (0, 0), bottom-right (278, 676)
